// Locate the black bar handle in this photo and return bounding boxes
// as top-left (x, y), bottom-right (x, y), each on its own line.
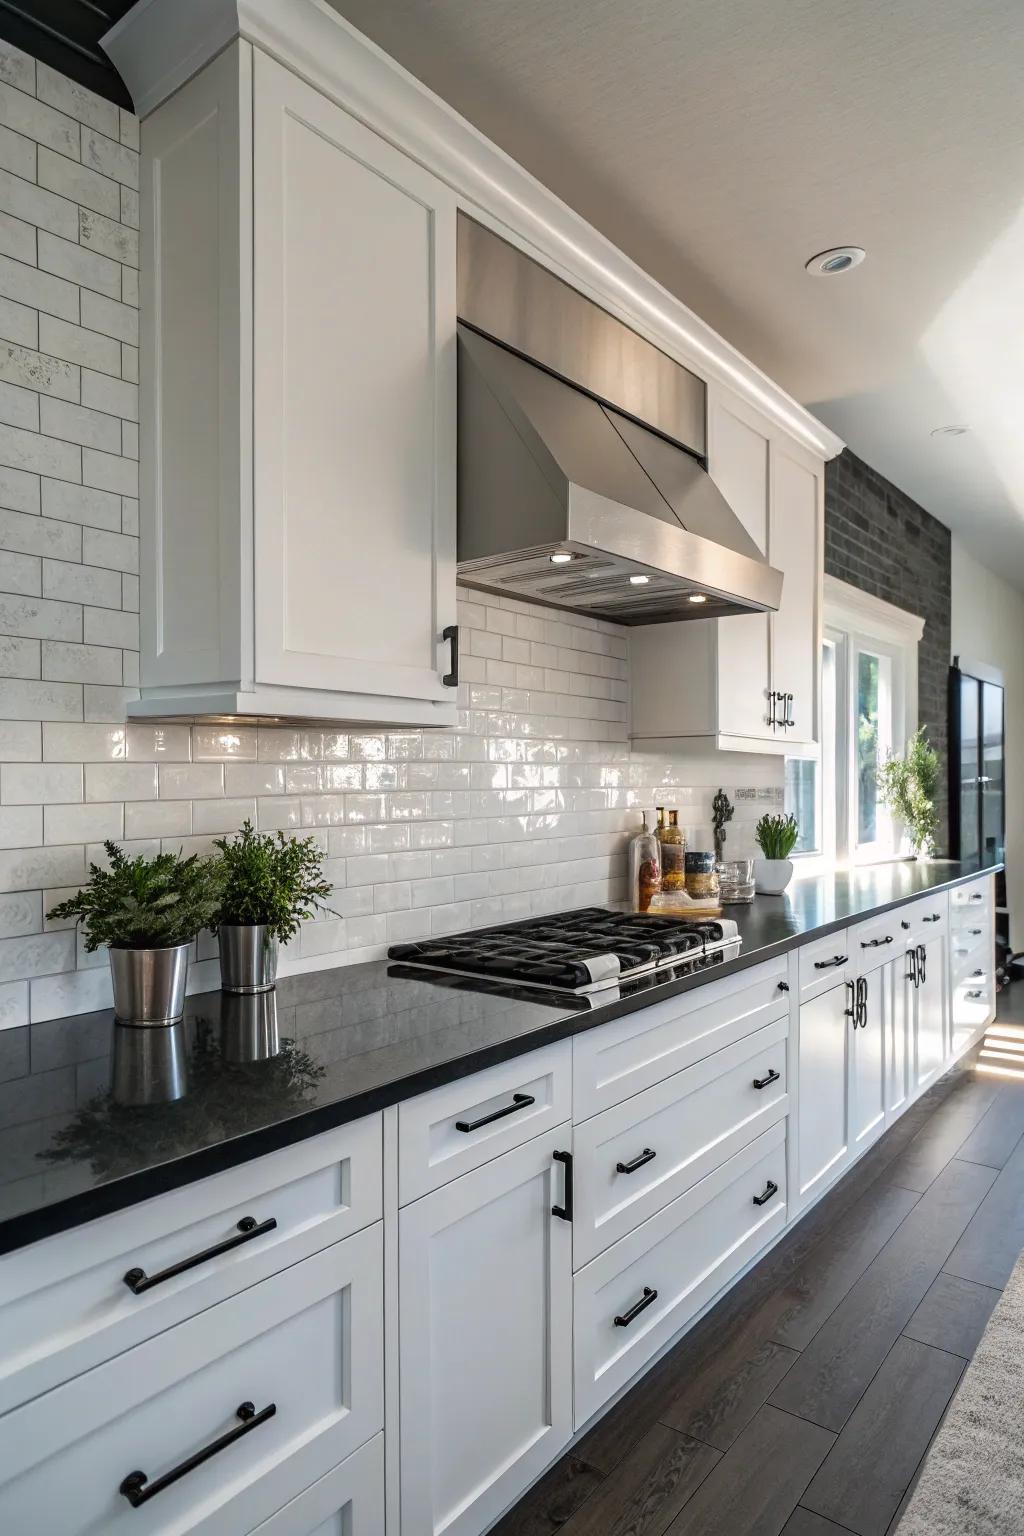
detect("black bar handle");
top-left (901, 919), bottom-right (911, 930)
top-left (552, 1148), bottom-right (573, 1221)
top-left (966, 990), bottom-right (984, 999)
top-left (767, 690), bottom-right (777, 731)
top-left (614, 1286), bottom-right (658, 1328)
top-left (752, 1068), bottom-right (780, 1090)
top-left (970, 892), bottom-right (984, 901)
top-left (123, 1216), bottom-right (277, 1295)
top-left (777, 980), bottom-right (790, 992)
top-left (753, 1179), bottom-right (779, 1207)
top-left (455, 1092), bottom-right (535, 1133)
top-left (906, 947), bottom-right (919, 987)
top-left (917, 942), bottom-right (927, 984)
top-left (923, 913), bottom-right (942, 923)
top-left (814, 954), bottom-right (848, 969)
top-left (616, 1147), bottom-right (656, 1175)
top-left (120, 1401), bottom-right (276, 1507)
top-left (442, 624), bottom-right (459, 687)
top-left (861, 935), bottom-right (893, 948)
top-left (972, 969), bottom-right (984, 977)
top-left (969, 928), bottom-right (983, 936)
top-left (844, 978), bottom-right (856, 1020)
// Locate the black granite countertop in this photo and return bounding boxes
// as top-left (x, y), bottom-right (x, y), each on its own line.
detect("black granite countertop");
top-left (0, 859), bottom-right (999, 1254)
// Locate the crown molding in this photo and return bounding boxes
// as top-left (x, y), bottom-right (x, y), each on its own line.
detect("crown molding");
top-left (104, 0), bottom-right (845, 462)
top-left (824, 573), bottom-right (926, 645)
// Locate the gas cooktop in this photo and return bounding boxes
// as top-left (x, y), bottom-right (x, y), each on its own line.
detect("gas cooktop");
top-left (387, 907), bottom-right (741, 995)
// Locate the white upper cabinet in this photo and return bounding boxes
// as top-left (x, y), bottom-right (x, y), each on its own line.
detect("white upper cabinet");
top-left (630, 387), bottom-right (824, 755)
top-left (138, 41), bottom-right (458, 726)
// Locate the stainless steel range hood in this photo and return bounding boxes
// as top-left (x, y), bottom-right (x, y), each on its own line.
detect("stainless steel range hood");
top-left (456, 219), bottom-right (783, 624)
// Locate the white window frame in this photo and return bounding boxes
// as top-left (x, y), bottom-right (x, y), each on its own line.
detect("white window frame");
top-left (789, 577), bottom-right (923, 873)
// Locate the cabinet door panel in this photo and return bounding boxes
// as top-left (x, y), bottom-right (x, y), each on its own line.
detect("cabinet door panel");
top-left (851, 965), bottom-right (887, 1150)
top-left (797, 983), bottom-right (850, 1206)
top-left (708, 394), bottom-right (772, 739)
top-left (770, 444), bottom-right (820, 744)
top-left (887, 959), bottom-right (912, 1121)
top-left (915, 933), bottom-right (948, 1091)
top-left (399, 1128), bottom-right (572, 1536)
top-left (254, 54), bottom-right (456, 702)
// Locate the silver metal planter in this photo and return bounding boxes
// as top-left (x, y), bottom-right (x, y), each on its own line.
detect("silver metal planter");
top-left (109, 942), bottom-right (190, 1026)
top-left (218, 924), bottom-right (279, 994)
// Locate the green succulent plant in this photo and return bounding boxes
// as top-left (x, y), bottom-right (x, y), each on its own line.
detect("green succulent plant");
top-left (46, 841), bottom-right (223, 950)
top-left (754, 812), bottom-right (800, 861)
top-left (213, 820), bottom-right (335, 945)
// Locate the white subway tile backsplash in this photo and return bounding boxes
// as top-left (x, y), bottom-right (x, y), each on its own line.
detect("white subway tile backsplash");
top-left (81, 444), bottom-right (136, 496)
top-left (0, 632), bottom-right (38, 675)
top-left (0, 548), bottom-right (39, 595)
top-left (84, 761), bottom-right (156, 801)
top-left (3, 759), bottom-right (82, 802)
top-left (40, 394), bottom-right (120, 452)
top-left (30, 962), bottom-right (111, 1021)
top-left (79, 285), bottom-right (136, 343)
top-left (36, 61), bottom-right (118, 138)
top-left (0, 461), bottom-right (39, 513)
top-left (0, 292), bottom-right (37, 348)
top-left (0, 590), bottom-right (80, 640)
top-left (37, 145), bottom-right (118, 219)
top-left (42, 557), bottom-right (120, 608)
top-left (158, 763), bottom-right (224, 799)
top-left (191, 797), bottom-right (257, 835)
top-left (41, 638), bottom-right (120, 683)
top-left (0, 340), bottom-right (80, 402)
top-left (0, 841), bottom-right (85, 893)
top-left (0, 419), bottom-right (79, 478)
top-left (37, 229), bottom-right (121, 299)
top-left (0, 803), bottom-right (40, 847)
top-left (44, 799), bottom-right (121, 843)
top-left (124, 798), bottom-right (190, 840)
top-left (0, 165), bottom-right (77, 240)
top-left (82, 603), bottom-right (137, 648)
top-left (0, 505), bottom-right (81, 560)
top-left (83, 683), bottom-right (137, 720)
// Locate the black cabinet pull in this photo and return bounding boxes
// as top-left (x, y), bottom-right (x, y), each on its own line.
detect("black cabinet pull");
top-left (906, 948), bottom-right (919, 987)
top-left (966, 990), bottom-right (984, 1000)
top-left (970, 892), bottom-right (984, 901)
top-left (972, 969), bottom-right (984, 977)
top-left (120, 1401), bottom-right (276, 1507)
top-left (777, 980), bottom-right (790, 992)
top-left (455, 1092), bottom-right (535, 1133)
top-left (814, 954), bottom-right (848, 969)
top-left (616, 1147), bottom-right (656, 1175)
top-left (552, 1148), bottom-right (573, 1221)
top-left (767, 690), bottom-right (777, 730)
top-left (752, 1068), bottom-right (780, 1090)
top-left (856, 975), bottom-right (868, 1028)
top-left (753, 1179), bottom-right (779, 1207)
top-left (441, 624), bottom-right (459, 687)
top-left (969, 927), bottom-right (983, 936)
top-left (123, 1216), bottom-right (277, 1295)
top-left (901, 919), bottom-right (911, 930)
top-left (923, 913), bottom-right (942, 923)
top-left (861, 935), bottom-right (893, 948)
top-left (916, 943), bottom-right (927, 984)
top-left (614, 1286), bottom-right (658, 1327)
top-left (844, 978), bottom-right (856, 1020)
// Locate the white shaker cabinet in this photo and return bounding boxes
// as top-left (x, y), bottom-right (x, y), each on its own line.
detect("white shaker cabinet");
top-left (795, 980), bottom-right (852, 1211)
top-left (913, 932), bottom-right (950, 1092)
top-left (398, 1127), bottom-right (573, 1536)
top-left (138, 42), bottom-right (458, 726)
top-left (849, 960), bottom-right (888, 1153)
top-left (630, 387), bottom-right (823, 754)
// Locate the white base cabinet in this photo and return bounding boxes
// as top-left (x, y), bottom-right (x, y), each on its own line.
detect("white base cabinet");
top-left (398, 1128), bottom-right (573, 1536)
top-left (795, 979), bottom-right (852, 1210)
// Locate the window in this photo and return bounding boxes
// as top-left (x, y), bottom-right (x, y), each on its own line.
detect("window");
top-left (786, 578), bottom-right (923, 867)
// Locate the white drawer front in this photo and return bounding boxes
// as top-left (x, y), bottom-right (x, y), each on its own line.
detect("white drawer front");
top-left (573, 1121), bottom-right (787, 1427)
top-left (953, 975), bottom-right (995, 1034)
top-left (573, 1017), bottom-right (788, 1267)
top-left (950, 875), bottom-right (994, 914)
top-left (899, 892), bottom-right (948, 942)
top-left (398, 1041), bottom-right (571, 1205)
top-left (0, 1226), bottom-right (383, 1536)
top-left (573, 958), bottom-right (788, 1122)
top-left (797, 929), bottom-right (850, 1003)
top-left (852, 910), bottom-right (904, 975)
top-left (0, 1115), bottom-right (382, 1418)
top-left (247, 1433), bottom-right (383, 1536)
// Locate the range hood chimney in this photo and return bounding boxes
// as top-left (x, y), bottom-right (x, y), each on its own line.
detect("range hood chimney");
top-left (456, 218), bottom-right (783, 624)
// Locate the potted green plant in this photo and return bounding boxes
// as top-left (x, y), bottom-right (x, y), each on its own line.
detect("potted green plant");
top-left (46, 842), bottom-right (222, 1025)
top-left (876, 726), bottom-right (940, 857)
top-left (753, 812), bottom-right (800, 895)
top-left (212, 820), bottom-right (335, 993)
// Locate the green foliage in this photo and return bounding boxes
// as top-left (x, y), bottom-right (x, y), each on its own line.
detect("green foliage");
top-left (876, 725), bottom-right (940, 855)
top-left (213, 820), bottom-right (335, 945)
top-left (46, 841), bottom-right (223, 951)
top-left (754, 812), bottom-right (800, 861)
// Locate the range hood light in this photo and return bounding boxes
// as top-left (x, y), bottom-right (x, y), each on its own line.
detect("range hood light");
top-left (688, 593), bottom-right (708, 604)
top-left (629, 574), bottom-right (650, 585)
top-left (549, 551), bottom-right (574, 565)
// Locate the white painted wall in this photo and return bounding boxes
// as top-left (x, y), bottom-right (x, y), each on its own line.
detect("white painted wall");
top-left (950, 538), bottom-right (1023, 943)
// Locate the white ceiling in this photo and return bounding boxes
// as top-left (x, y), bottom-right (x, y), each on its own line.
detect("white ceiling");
top-left (330, 0), bottom-right (1024, 586)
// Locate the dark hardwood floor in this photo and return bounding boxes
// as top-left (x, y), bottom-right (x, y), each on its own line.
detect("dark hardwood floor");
top-left (494, 991), bottom-right (1024, 1536)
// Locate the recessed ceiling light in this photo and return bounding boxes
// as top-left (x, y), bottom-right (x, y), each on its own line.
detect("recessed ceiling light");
top-left (805, 246), bottom-right (866, 276)
top-left (549, 551), bottom-right (573, 565)
top-left (629, 574), bottom-right (650, 585)
top-left (688, 593), bottom-right (707, 604)
top-left (930, 424), bottom-right (969, 438)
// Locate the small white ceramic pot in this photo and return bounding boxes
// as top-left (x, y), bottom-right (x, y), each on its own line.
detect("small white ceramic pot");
top-left (753, 858), bottom-right (794, 896)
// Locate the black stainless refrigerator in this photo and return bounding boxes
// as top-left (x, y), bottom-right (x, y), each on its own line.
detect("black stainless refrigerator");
top-left (949, 658), bottom-right (1007, 956)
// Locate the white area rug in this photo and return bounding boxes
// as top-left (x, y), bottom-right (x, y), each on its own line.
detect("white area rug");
top-left (898, 1249), bottom-right (1024, 1534)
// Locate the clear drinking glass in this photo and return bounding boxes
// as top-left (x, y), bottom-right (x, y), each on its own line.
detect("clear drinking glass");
top-left (719, 858), bottom-right (755, 904)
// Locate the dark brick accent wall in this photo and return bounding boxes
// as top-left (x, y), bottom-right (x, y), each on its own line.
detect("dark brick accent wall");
top-left (824, 448), bottom-right (951, 849)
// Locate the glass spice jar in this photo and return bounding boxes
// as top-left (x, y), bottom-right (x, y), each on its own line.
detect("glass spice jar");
top-left (684, 849), bottom-right (719, 900)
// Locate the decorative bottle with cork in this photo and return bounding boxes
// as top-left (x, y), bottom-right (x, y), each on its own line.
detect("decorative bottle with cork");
top-left (658, 809), bottom-right (687, 891)
top-left (630, 812), bottom-right (662, 913)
